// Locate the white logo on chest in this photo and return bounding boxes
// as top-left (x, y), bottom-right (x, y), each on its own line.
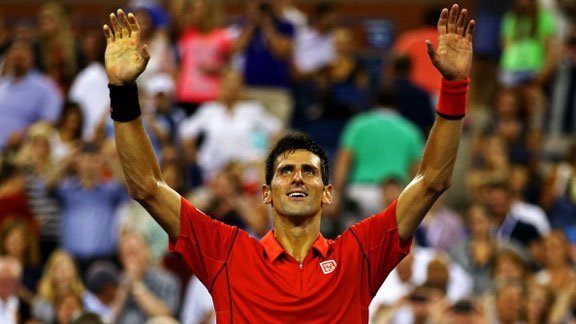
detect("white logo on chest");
top-left (319, 260), bottom-right (337, 274)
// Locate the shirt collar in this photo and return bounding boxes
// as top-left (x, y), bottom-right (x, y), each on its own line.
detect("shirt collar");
top-left (261, 230), bottom-right (330, 262)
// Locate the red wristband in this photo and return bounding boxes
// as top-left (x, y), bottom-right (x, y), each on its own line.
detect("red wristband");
top-left (436, 78), bottom-right (469, 120)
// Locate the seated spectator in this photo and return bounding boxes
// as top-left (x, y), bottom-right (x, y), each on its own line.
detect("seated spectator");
top-left (33, 2), bottom-right (83, 93)
top-left (525, 282), bottom-right (555, 324)
top-left (480, 179), bottom-right (542, 251)
top-left (0, 218), bottom-right (41, 296)
top-left (179, 69), bottom-right (281, 182)
top-left (114, 231), bottom-right (180, 323)
top-left (487, 279), bottom-right (526, 324)
top-left (533, 231), bottom-right (576, 293)
top-left (0, 256), bottom-right (33, 323)
top-left (55, 291), bottom-right (83, 324)
top-left (33, 249), bottom-right (85, 323)
top-left (0, 40), bottom-right (63, 151)
top-left (450, 204), bottom-right (526, 296)
top-left (83, 262), bottom-right (120, 323)
top-left (414, 198), bottom-right (466, 253)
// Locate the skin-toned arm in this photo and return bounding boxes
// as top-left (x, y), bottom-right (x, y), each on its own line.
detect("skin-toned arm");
top-left (103, 10), bottom-right (180, 240)
top-left (396, 5), bottom-right (475, 241)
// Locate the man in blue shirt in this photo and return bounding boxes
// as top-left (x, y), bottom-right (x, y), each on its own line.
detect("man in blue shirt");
top-left (234, 0), bottom-right (295, 127)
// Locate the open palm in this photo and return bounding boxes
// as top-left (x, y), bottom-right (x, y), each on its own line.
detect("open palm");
top-left (103, 10), bottom-right (150, 85)
top-left (427, 5), bottom-right (475, 81)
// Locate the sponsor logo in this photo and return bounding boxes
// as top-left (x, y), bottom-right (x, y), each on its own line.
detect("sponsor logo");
top-left (320, 260), bottom-right (337, 274)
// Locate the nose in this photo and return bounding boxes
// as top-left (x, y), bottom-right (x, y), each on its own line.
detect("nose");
top-left (291, 169), bottom-right (304, 184)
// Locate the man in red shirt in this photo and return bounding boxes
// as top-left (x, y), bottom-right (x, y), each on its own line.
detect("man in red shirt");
top-left (103, 4), bottom-right (474, 322)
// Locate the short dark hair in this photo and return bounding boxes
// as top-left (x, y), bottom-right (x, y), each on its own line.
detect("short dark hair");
top-left (313, 2), bottom-right (337, 19)
top-left (265, 132), bottom-right (330, 185)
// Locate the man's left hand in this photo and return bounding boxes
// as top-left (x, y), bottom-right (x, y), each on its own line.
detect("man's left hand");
top-left (427, 4), bottom-right (475, 80)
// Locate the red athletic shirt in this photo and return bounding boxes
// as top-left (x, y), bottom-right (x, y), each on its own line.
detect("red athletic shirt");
top-left (169, 197), bottom-right (412, 323)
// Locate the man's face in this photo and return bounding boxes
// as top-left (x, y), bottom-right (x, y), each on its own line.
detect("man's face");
top-left (6, 43), bottom-right (33, 75)
top-left (263, 150), bottom-right (331, 219)
top-left (484, 188), bottom-right (512, 221)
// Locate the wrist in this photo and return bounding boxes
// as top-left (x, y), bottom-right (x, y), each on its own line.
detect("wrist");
top-left (436, 78), bottom-right (469, 120)
top-left (109, 83), bottom-right (142, 122)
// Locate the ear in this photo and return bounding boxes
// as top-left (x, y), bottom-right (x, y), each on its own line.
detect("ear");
top-left (262, 184), bottom-right (272, 204)
top-left (322, 184), bottom-right (333, 205)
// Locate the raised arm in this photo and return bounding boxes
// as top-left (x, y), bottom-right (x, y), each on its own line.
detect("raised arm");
top-left (103, 10), bottom-right (180, 240)
top-left (396, 5), bottom-right (474, 241)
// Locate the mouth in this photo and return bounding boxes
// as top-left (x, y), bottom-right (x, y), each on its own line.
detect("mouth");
top-left (287, 191), bottom-right (308, 199)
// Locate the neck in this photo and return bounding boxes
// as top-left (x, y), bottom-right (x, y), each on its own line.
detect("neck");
top-left (272, 215), bottom-right (321, 263)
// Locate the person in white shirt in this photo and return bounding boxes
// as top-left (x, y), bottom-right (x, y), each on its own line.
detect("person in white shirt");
top-left (0, 256), bottom-right (23, 324)
top-left (180, 69), bottom-right (282, 182)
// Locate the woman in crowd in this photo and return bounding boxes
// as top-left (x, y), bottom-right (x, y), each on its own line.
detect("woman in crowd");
top-left (33, 249), bottom-right (86, 323)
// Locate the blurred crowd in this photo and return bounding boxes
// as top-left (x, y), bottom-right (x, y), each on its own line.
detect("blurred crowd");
top-left (0, 0), bottom-right (575, 323)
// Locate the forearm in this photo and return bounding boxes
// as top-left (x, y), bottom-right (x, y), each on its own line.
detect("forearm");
top-left (417, 117), bottom-right (462, 192)
top-left (132, 281), bottom-right (173, 317)
top-left (232, 24), bottom-right (256, 54)
top-left (114, 119), bottom-right (163, 200)
top-left (262, 23), bottom-right (292, 59)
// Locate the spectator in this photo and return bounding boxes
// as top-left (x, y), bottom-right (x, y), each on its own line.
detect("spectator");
top-left (393, 7), bottom-right (443, 98)
top-left (389, 55), bottom-right (435, 137)
top-left (14, 122), bottom-right (62, 261)
top-left (180, 275), bottom-right (215, 324)
top-left (68, 29), bottom-right (109, 142)
top-left (83, 262), bottom-right (120, 323)
top-left (234, 0), bottom-right (295, 127)
top-left (316, 27), bottom-right (369, 121)
top-left (0, 40), bottom-right (63, 151)
top-left (143, 74), bottom-right (184, 146)
top-left (131, 5), bottom-right (176, 93)
top-left (540, 141), bottom-right (576, 228)
top-left (533, 231), bottom-right (576, 292)
top-left (488, 279), bottom-right (526, 324)
top-left (330, 89), bottom-right (424, 220)
top-left (414, 198), bottom-right (466, 253)
top-left (55, 292), bottom-right (83, 324)
top-left (33, 249), bottom-right (85, 323)
top-left (290, 2), bottom-right (337, 130)
top-left (547, 25), bottom-right (576, 143)
top-left (179, 69), bottom-right (281, 182)
top-left (0, 256), bottom-right (32, 324)
top-left (0, 157), bottom-right (36, 231)
top-left (46, 142), bottom-right (129, 270)
top-left (174, 0), bottom-right (234, 117)
top-left (525, 282), bottom-right (555, 324)
top-left (114, 231), bottom-right (181, 324)
top-left (50, 101), bottom-right (84, 162)
top-left (481, 179), bottom-right (543, 252)
top-left (0, 218), bottom-right (41, 296)
top-left (34, 2), bottom-right (83, 94)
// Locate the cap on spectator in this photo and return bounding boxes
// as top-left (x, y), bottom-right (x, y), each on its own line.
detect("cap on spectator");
top-left (85, 262), bottom-right (120, 294)
top-left (145, 73), bottom-right (175, 96)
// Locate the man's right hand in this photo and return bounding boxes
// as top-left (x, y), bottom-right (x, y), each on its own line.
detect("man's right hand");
top-left (103, 9), bottom-right (150, 85)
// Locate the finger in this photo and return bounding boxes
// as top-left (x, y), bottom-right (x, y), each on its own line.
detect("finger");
top-left (425, 40), bottom-right (437, 65)
top-left (465, 19), bottom-right (476, 42)
top-left (456, 9), bottom-right (468, 36)
top-left (127, 12), bottom-right (141, 41)
top-left (117, 9), bottom-right (131, 38)
top-left (437, 8), bottom-right (448, 36)
top-left (447, 4), bottom-right (459, 34)
top-left (110, 13), bottom-right (122, 39)
top-left (141, 44), bottom-right (151, 62)
top-left (103, 24), bottom-right (114, 43)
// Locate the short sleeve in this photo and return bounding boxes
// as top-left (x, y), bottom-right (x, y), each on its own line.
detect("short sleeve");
top-left (348, 200), bottom-right (412, 295)
top-left (169, 197), bottom-right (239, 287)
top-left (340, 117), bottom-right (360, 150)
